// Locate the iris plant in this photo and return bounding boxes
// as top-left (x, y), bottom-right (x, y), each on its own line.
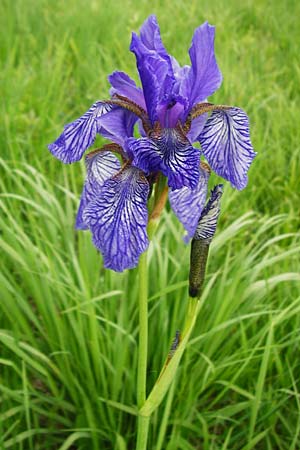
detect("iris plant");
top-left (48, 16), bottom-right (256, 450)
top-left (49, 15), bottom-right (255, 272)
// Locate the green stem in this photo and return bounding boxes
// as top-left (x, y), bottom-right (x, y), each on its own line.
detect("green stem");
top-left (135, 184), bottom-right (168, 450)
top-left (136, 250), bottom-right (149, 450)
top-left (139, 296), bottom-right (201, 418)
top-left (137, 250), bottom-right (148, 408)
top-left (156, 379), bottom-right (176, 450)
top-left (136, 415), bottom-right (150, 450)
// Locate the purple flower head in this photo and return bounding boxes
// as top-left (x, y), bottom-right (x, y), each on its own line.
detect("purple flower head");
top-left (108, 15), bottom-right (256, 191)
top-left (47, 16), bottom-right (256, 272)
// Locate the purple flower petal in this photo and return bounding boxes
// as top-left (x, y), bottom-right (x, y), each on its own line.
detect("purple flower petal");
top-left (194, 184), bottom-right (223, 242)
top-left (76, 151), bottom-right (121, 230)
top-left (83, 167), bottom-right (149, 272)
top-left (97, 107), bottom-right (137, 147)
top-left (157, 100), bottom-right (186, 128)
top-left (199, 108), bottom-right (256, 190)
top-left (48, 102), bottom-right (112, 163)
top-left (130, 15), bottom-right (175, 124)
top-left (85, 150), bottom-right (121, 185)
top-left (170, 57), bottom-right (190, 113)
top-left (169, 165), bottom-right (209, 241)
top-left (138, 119), bottom-right (147, 137)
top-left (75, 178), bottom-right (102, 230)
top-left (108, 71), bottom-right (146, 110)
top-left (139, 14), bottom-right (167, 53)
top-left (187, 113), bottom-right (208, 143)
top-left (187, 22), bottom-right (222, 106)
top-left (126, 137), bottom-right (162, 173)
top-left (127, 129), bottom-right (201, 189)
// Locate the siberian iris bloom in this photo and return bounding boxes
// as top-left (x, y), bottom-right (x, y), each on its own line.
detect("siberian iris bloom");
top-left (48, 15), bottom-right (256, 272)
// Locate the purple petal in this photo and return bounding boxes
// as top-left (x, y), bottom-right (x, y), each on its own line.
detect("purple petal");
top-left (170, 56), bottom-right (191, 112)
top-left (157, 101), bottom-right (186, 128)
top-left (139, 15), bottom-right (167, 54)
top-left (169, 165), bottom-right (209, 241)
top-left (75, 178), bottom-right (102, 230)
top-left (187, 113), bottom-right (208, 143)
top-left (199, 108), bottom-right (256, 190)
top-left (194, 184), bottom-right (223, 242)
top-left (97, 107), bottom-right (137, 147)
top-left (130, 15), bottom-right (175, 123)
top-left (85, 150), bottom-right (121, 185)
top-left (187, 22), bottom-right (222, 105)
top-left (138, 119), bottom-right (147, 137)
top-left (126, 137), bottom-right (163, 174)
top-left (159, 130), bottom-right (201, 189)
top-left (48, 102), bottom-right (112, 163)
top-left (127, 129), bottom-right (201, 190)
top-left (130, 45), bottom-right (170, 124)
top-left (108, 71), bottom-right (146, 110)
top-left (76, 151), bottom-right (121, 230)
top-left (83, 167), bottom-right (149, 272)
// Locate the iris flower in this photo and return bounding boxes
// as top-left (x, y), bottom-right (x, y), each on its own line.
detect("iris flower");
top-left (48, 15), bottom-right (255, 271)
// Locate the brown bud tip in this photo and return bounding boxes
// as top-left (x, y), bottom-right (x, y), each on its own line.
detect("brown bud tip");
top-left (189, 285), bottom-right (200, 298)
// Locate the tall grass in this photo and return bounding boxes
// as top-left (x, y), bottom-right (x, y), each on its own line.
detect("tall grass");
top-left (0, 0), bottom-right (300, 448)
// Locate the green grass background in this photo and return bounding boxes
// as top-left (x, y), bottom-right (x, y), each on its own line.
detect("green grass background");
top-left (1, 0), bottom-right (300, 448)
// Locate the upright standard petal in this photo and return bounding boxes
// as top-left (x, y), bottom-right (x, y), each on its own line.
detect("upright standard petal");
top-left (139, 14), bottom-right (167, 54)
top-left (48, 102), bottom-right (112, 163)
top-left (199, 108), bottom-right (256, 190)
top-left (130, 15), bottom-right (175, 123)
top-left (187, 22), bottom-right (222, 106)
top-left (169, 165), bottom-right (209, 241)
top-left (130, 42), bottom-right (171, 124)
top-left (127, 129), bottom-right (201, 190)
top-left (194, 184), bottom-right (223, 242)
top-left (83, 167), bottom-right (149, 272)
top-left (75, 151), bottom-right (121, 230)
top-left (108, 71), bottom-right (146, 110)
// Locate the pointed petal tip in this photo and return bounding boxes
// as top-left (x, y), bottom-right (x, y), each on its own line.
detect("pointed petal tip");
top-left (129, 32), bottom-right (139, 51)
top-left (48, 102), bottom-right (112, 164)
top-left (48, 138), bottom-right (77, 164)
top-left (188, 21), bottom-right (222, 104)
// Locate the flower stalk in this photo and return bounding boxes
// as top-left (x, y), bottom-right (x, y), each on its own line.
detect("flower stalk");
top-left (136, 183), bottom-right (169, 449)
top-left (137, 250), bottom-right (149, 409)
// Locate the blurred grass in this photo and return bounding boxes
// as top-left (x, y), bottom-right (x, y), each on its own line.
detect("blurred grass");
top-left (0, 0), bottom-right (300, 449)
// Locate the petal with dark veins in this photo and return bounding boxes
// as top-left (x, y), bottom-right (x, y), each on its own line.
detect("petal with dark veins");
top-left (83, 167), bottom-right (149, 272)
top-left (127, 129), bottom-right (201, 190)
top-left (169, 165), bottom-right (209, 241)
top-left (48, 102), bottom-right (112, 163)
top-left (199, 108), bottom-right (256, 190)
top-left (75, 151), bottom-right (121, 229)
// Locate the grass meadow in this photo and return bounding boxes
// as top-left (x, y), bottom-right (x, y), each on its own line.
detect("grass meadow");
top-left (1, 0), bottom-right (300, 448)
